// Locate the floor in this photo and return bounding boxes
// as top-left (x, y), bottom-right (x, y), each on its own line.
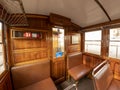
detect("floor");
top-left (57, 77), bottom-right (94, 90)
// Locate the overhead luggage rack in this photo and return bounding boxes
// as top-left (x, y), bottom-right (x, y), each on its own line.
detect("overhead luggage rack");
top-left (0, 0), bottom-right (28, 26)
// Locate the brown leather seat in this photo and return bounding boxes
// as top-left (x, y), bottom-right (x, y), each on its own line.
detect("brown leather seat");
top-left (67, 52), bottom-right (91, 89)
top-left (92, 60), bottom-right (120, 90)
top-left (68, 64), bottom-right (91, 81)
top-left (11, 60), bottom-right (57, 90)
top-left (17, 78), bottom-right (57, 90)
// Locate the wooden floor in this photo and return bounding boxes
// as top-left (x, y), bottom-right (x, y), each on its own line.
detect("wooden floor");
top-left (57, 77), bottom-right (94, 90)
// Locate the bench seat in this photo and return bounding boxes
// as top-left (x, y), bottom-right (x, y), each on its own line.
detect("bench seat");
top-left (11, 60), bottom-right (57, 90)
top-left (17, 77), bottom-right (57, 90)
top-left (68, 64), bottom-right (91, 81)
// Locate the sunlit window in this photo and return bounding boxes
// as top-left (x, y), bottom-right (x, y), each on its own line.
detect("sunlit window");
top-left (0, 22), bottom-right (5, 75)
top-left (52, 27), bottom-right (64, 58)
top-left (109, 28), bottom-right (120, 59)
top-left (85, 30), bottom-right (102, 55)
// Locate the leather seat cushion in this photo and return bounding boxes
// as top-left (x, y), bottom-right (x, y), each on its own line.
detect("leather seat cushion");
top-left (17, 77), bottom-right (57, 90)
top-left (68, 64), bottom-right (91, 81)
top-left (67, 52), bottom-right (83, 69)
top-left (11, 60), bottom-right (50, 89)
top-left (108, 79), bottom-right (120, 90)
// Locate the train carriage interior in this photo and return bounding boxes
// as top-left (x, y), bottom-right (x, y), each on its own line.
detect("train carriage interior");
top-left (0, 0), bottom-right (120, 90)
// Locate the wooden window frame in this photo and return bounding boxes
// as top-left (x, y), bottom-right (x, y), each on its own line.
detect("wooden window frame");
top-left (0, 21), bottom-right (7, 77)
top-left (84, 30), bottom-right (102, 55)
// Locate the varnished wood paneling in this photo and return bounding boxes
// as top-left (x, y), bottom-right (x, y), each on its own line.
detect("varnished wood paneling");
top-left (109, 59), bottom-right (120, 80)
top-left (66, 28), bottom-right (81, 54)
top-left (0, 71), bottom-right (12, 90)
top-left (52, 57), bottom-right (65, 83)
top-left (13, 50), bottom-right (48, 63)
top-left (83, 53), bottom-right (104, 68)
top-left (12, 39), bottom-right (47, 49)
top-left (68, 45), bottom-right (80, 53)
top-left (14, 14), bottom-right (50, 30)
top-left (11, 28), bottom-right (50, 66)
top-left (50, 13), bottom-right (71, 26)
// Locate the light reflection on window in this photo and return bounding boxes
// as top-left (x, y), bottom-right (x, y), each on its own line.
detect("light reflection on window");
top-left (0, 22), bottom-right (5, 75)
top-left (109, 28), bottom-right (120, 59)
top-left (85, 30), bottom-right (102, 55)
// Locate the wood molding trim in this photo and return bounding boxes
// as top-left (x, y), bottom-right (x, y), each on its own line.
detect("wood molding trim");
top-left (26, 14), bottom-right (49, 19)
top-left (82, 18), bottom-right (120, 31)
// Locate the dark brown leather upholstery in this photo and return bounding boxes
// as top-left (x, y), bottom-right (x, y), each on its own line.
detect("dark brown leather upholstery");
top-left (11, 60), bottom-right (57, 90)
top-left (68, 64), bottom-right (91, 81)
top-left (67, 52), bottom-right (91, 81)
top-left (67, 52), bottom-right (83, 70)
top-left (17, 78), bottom-right (57, 90)
top-left (92, 60), bottom-right (120, 90)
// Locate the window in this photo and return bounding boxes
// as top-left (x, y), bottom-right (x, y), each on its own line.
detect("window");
top-left (71, 34), bottom-right (80, 44)
top-left (52, 27), bottom-right (64, 58)
top-left (109, 28), bottom-right (120, 59)
top-left (85, 30), bottom-right (102, 55)
top-left (0, 22), bottom-right (5, 75)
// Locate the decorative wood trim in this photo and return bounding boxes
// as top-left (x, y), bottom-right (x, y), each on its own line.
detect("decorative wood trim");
top-left (50, 13), bottom-right (71, 26)
top-left (10, 27), bottom-right (50, 32)
top-left (83, 52), bottom-right (103, 59)
top-left (26, 14), bottom-right (49, 19)
top-left (13, 48), bottom-right (48, 53)
top-left (82, 18), bottom-right (120, 31)
top-left (0, 71), bottom-right (12, 90)
top-left (14, 58), bottom-right (49, 66)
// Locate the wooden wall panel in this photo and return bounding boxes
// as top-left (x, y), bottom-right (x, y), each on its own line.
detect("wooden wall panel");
top-left (109, 59), bottom-right (120, 80)
top-left (0, 72), bottom-right (12, 90)
top-left (52, 57), bottom-right (65, 83)
top-left (66, 26), bottom-right (81, 54)
top-left (83, 53), bottom-right (104, 68)
top-left (13, 50), bottom-right (48, 63)
top-left (11, 29), bottom-right (50, 66)
top-left (68, 45), bottom-right (80, 53)
top-left (12, 39), bottom-right (47, 49)
top-left (18, 14), bottom-right (50, 30)
top-left (50, 13), bottom-right (71, 26)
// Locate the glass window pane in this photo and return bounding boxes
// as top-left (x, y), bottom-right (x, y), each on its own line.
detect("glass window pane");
top-left (0, 44), bottom-right (5, 75)
top-left (109, 28), bottom-right (120, 59)
top-left (85, 30), bottom-right (101, 55)
top-left (0, 22), bottom-right (5, 75)
top-left (0, 22), bottom-right (2, 42)
top-left (52, 27), bottom-right (64, 58)
top-left (85, 31), bottom-right (101, 40)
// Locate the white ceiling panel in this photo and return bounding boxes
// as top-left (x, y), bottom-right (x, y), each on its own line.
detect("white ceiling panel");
top-left (100, 0), bottom-right (120, 20)
top-left (22, 0), bottom-right (120, 27)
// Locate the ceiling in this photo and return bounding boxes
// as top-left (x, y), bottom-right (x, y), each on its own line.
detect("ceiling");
top-left (22, 0), bottom-right (120, 27)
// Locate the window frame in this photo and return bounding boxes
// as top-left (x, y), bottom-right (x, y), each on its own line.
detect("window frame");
top-left (84, 30), bottom-right (102, 55)
top-left (108, 28), bottom-right (120, 59)
top-left (0, 21), bottom-right (7, 77)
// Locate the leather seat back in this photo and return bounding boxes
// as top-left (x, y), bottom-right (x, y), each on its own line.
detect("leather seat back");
top-left (67, 52), bottom-right (83, 69)
top-left (11, 60), bottom-right (50, 90)
top-left (92, 60), bottom-right (113, 90)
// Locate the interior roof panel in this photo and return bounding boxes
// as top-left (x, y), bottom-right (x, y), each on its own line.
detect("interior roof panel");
top-left (22, 0), bottom-right (119, 27)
